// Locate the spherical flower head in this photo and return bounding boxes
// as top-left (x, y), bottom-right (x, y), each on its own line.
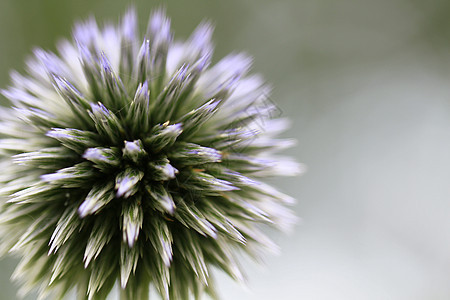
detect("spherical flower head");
top-left (0, 8), bottom-right (302, 300)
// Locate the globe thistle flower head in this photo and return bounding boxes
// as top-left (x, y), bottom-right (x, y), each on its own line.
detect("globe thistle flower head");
top-left (0, 8), bottom-right (302, 300)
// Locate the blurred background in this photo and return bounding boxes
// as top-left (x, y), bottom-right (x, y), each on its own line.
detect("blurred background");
top-left (1, 0), bottom-right (450, 299)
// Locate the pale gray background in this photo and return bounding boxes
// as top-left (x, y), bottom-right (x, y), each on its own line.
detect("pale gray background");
top-left (0, 0), bottom-right (449, 299)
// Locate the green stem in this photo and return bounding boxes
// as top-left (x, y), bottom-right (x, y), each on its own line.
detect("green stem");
top-left (76, 275), bottom-right (89, 300)
top-left (119, 284), bottom-right (150, 300)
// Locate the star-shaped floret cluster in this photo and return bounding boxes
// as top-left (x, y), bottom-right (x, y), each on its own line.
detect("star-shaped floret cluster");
top-left (0, 8), bottom-right (301, 300)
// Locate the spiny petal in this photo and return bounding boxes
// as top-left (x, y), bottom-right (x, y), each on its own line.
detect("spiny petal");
top-left (84, 212), bottom-right (116, 267)
top-left (146, 184), bottom-right (176, 215)
top-left (145, 216), bottom-right (173, 267)
top-left (115, 169), bottom-right (143, 198)
top-left (122, 140), bottom-right (147, 163)
top-left (121, 198), bottom-right (143, 247)
top-left (46, 128), bottom-right (99, 154)
top-left (147, 158), bottom-right (178, 181)
top-left (144, 122), bottom-right (183, 152)
top-left (48, 206), bottom-right (82, 254)
top-left (120, 240), bottom-right (140, 288)
top-left (12, 147), bottom-right (75, 169)
top-left (83, 147), bottom-right (121, 171)
top-left (88, 102), bottom-right (126, 144)
top-left (41, 162), bottom-right (96, 188)
top-left (168, 142), bottom-right (222, 166)
top-left (78, 182), bottom-right (115, 217)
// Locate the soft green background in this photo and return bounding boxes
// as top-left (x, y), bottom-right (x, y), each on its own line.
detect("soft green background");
top-left (1, 0), bottom-right (450, 299)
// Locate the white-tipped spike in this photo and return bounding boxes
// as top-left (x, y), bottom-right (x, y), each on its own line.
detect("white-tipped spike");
top-left (115, 169), bottom-right (143, 198)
